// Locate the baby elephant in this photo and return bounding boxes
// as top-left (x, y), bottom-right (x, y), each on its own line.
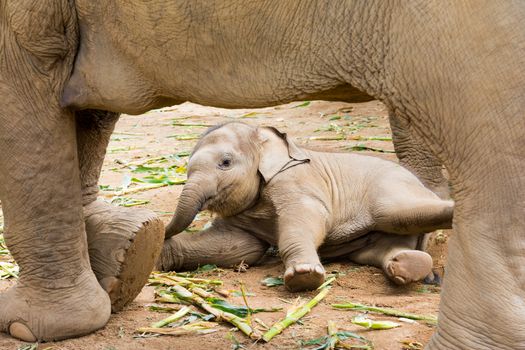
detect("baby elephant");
top-left (158, 122), bottom-right (453, 292)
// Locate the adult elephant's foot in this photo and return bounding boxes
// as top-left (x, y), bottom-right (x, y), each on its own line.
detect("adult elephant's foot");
top-left (0, 271), bottom-right (110, 341)
top-left (284, 263), bottom-right (325, 292)
top-left (383, 250), bottom-right (432, 285)
top-left (84, 200), bottom-right (164, 312)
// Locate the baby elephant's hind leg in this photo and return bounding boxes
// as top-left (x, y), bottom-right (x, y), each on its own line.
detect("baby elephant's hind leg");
top-left (348, 233), bottom-right (432, 285)
top-left (373, 171), bottom-right (454, 235)
top-left (157, 220), bottom-right (269, 271)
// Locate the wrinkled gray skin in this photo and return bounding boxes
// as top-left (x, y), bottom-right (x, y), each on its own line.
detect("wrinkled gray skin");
top-left (158, 122), bottom-right (454, 292)
top-left (0, 1), bottom-right (524, 349)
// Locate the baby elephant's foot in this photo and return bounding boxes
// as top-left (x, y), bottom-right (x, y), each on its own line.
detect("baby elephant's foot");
top-left (84, 200), bottom-right (164, 312)
top-left (284, 263), bottom-right (325, 292)
top-left (0, 272), bottom-right (110, 341)
top-left (384, 250), bottom-right (433, 285)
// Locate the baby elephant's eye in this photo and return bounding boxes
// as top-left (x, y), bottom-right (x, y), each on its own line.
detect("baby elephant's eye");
top-left (218, 155), bottom-right (233, 170)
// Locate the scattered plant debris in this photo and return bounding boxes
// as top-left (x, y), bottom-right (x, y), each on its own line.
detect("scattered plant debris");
top-left (262, 278), bottom-right (335, 342)
top-left (300, 320), bottom-right (373, 349)
top-left (260, 276), bottom-right (284, 287)
top-left (332, 302), bottom-right (437, 325)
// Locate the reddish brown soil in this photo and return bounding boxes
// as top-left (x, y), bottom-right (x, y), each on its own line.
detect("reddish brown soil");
top-left (0, 100), bottom-right (450, 350)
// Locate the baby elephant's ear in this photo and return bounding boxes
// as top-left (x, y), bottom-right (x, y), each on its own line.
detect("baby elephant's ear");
top-left (257, 126), bottom-right (310, 183)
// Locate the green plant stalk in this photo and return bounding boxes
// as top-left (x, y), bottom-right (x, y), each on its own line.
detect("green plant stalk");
top-left (150, 306), bottom-right (191, 328)
top-left (172, 285), bottom-right (261, 339)
top-left (332, 302), bottom-right (437, 324)
top-left (239, 282), bottom-right (252, 325)
top-left (262, 286), bottom-right (331, 342)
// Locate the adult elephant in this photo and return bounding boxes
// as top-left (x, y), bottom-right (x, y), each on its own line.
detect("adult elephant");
top-left (0, 1), bottom-right (523, 349)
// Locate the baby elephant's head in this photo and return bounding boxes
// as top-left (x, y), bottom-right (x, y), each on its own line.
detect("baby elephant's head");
top-left (165, 122), bottom-right (309, 238)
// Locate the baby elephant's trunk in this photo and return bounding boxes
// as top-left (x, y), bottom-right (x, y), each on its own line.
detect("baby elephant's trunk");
top-left (165, 180), bottom-right (214, 238)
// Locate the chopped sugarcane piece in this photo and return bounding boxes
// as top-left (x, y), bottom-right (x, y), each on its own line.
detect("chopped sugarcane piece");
top-left (317, 276), bottom-right (336, 290)
top-left (150, 306), bottom-right (191, 328)
top-left (332, 302), bottom-right (437, 324)
top-left (155, 289), bottom-right (186, 304)
top-left (137, 321), bottom-right (218, 336)
top-left (262, 283), bottom-right (333, 342)
top-left (148, 304), bottom-right (184, 313)
top-left (0, 261), bottom-right (18, 279)
top-left (351, 316), bottom-right (400, 330)
top-left (150, 273), bottom-right (223, 287)
top-left (327, 320), bottom-right (339, 349)
top-left (171, 285), bottom-right (261, 339)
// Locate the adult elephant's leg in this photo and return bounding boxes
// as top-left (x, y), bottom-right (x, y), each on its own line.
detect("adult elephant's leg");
top-left (348, 233), bottom-right (432, 285)
top-left (426, 127), bottom-right (525, 349)
top-left (157, 219), bottom-right (269, 271)
top-left (76, 111), bottom-right (164, 312)
top-left (389, 111), bottom-right (450, 200)
top-left (388, 112), bottom-right (450, 254)
top-left (0, 2), bottom-right (110, 341)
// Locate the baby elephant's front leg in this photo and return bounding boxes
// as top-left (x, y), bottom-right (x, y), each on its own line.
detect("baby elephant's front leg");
top-left (278, 203), bottom-right (327, 292)
top-left (157, 219), bottom-right (268, 271)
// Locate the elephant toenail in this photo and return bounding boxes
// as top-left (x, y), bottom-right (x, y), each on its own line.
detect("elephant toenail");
top-left (99, 276), bottom-right (122, 302)
top-left (9, 322), bottom-right (36, 342)
top-left (315, 265), bottom-right (324, 274)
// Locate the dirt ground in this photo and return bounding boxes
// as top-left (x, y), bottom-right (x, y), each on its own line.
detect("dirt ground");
top-left (0, 100), bottom-right (450, 350)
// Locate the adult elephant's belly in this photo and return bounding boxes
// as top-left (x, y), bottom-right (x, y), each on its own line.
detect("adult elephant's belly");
top-left (61, 1), bottom-right (374, 115)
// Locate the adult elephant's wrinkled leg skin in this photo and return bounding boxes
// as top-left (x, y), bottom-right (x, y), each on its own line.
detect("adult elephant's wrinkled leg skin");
top-left (348, 233), bottom-right (433, 285)
top-left (157, 219), bottom-right (269, 271)
top-left (0, 1), bottom-right (110, 341)
top-left (389, 113), bottom-right (450, 255)
top-left (389, 112), bottom-right (450, 200)
top-left (76, 110), bottom-right (164, 312)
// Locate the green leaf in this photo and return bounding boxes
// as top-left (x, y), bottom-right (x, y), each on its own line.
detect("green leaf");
top-left (194, 264), bottom-right (219, 273)
top-left (230, 290), bottom-right (256, 297)
top-left (261, 276), bottom-right (284, 287)
top-left (206, 298), bottom-right (281, 318)
top-left (292, 101), bottom-right (311, 108)
top-left (348, 144), bottom-right (396, 153)
top-left (328, 115), bottom-right (342, 121)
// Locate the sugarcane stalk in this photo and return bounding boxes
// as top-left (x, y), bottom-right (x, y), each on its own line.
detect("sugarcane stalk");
top-left (171, 285), bottom-right (261, 339)
top-left (150, 306), bottom-right (191, 328)
top-left (327, 320), bottom-right (339, 350)
top-left (332, 302), bottom-right (437, 324)
top-left (191, 286), bottom-right (215, 299)
top-left (262, 286), bottom-right (331, 342)
top-left (150, 273), bottom-right (223, 287)
top-left (317, 276), bottom-right (336, 290)
top-left (137, 321), bottom-right (218, 336)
